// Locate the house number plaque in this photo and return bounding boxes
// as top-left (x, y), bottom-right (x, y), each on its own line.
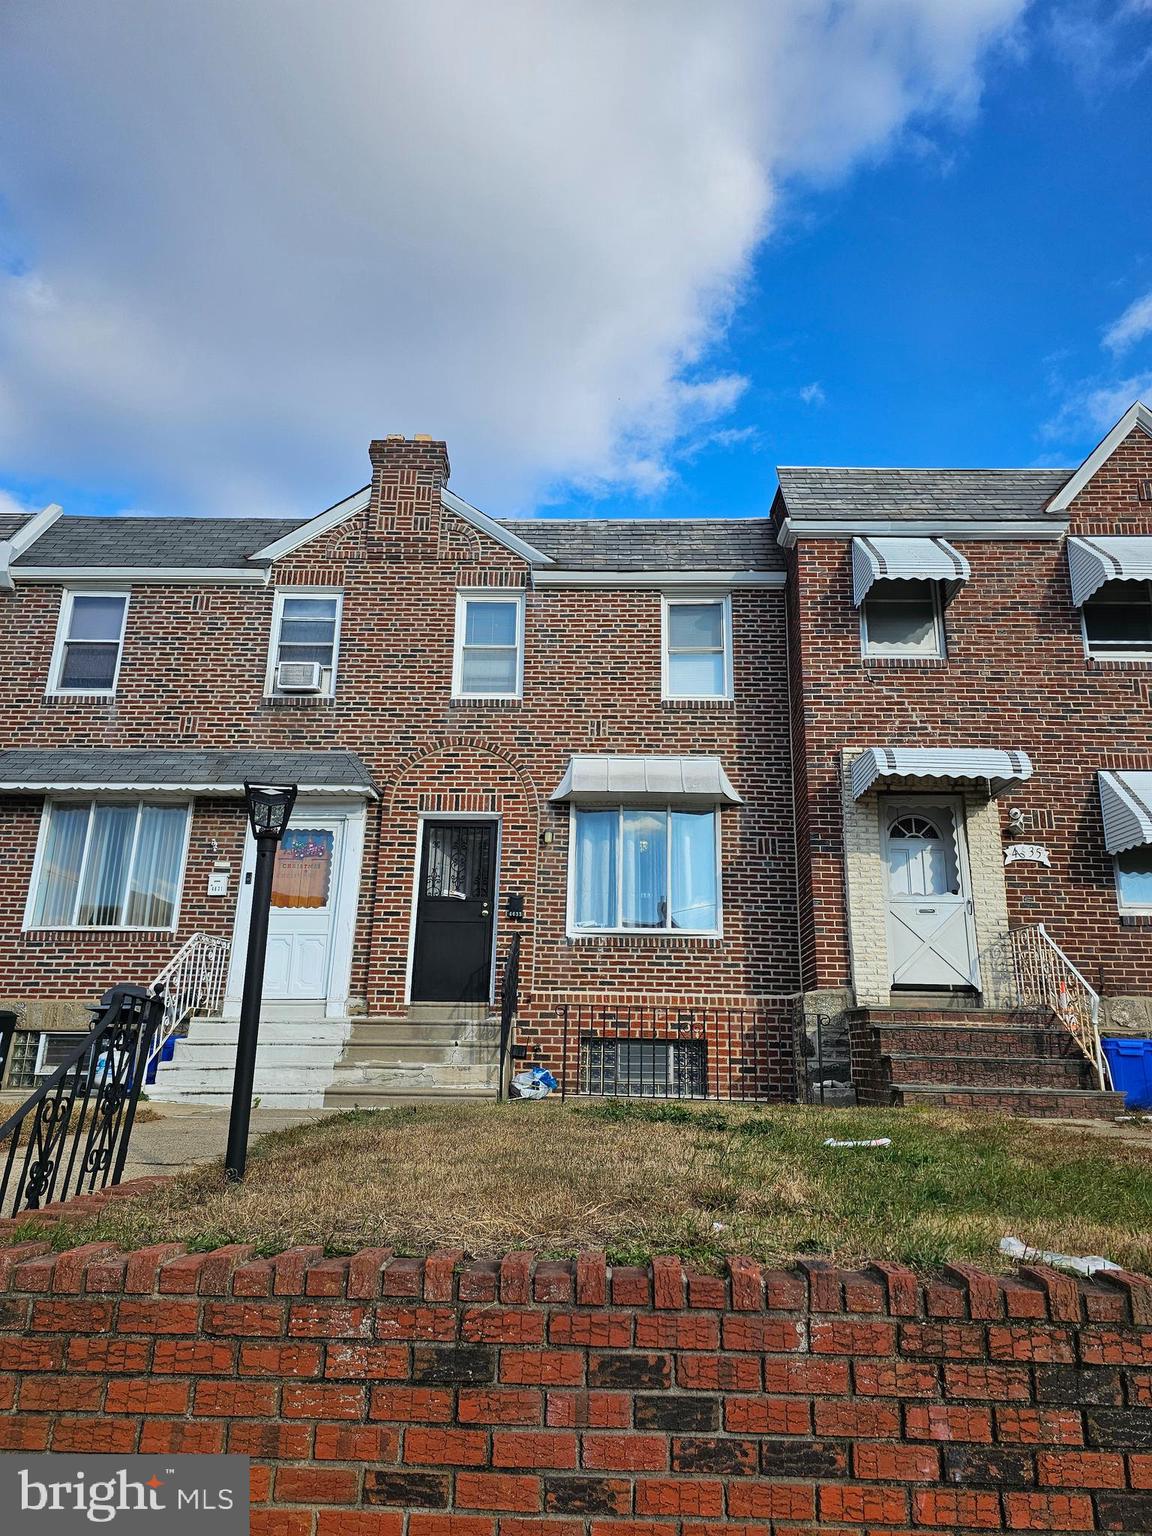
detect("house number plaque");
top-left (1004, 843), bottom-right (1050, 867)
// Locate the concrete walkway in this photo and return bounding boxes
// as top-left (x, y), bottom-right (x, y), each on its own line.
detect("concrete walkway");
top-left (118, 1102), bottom-right (331, 1182)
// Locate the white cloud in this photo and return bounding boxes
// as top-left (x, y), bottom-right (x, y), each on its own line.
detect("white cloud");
top-left (1103, 290), bottom-right (1152, 354)
top-left (0, 487), bottom-right (37, 523)
top-left (0, 0), bottom-right (1026, 515)
top-left (799, 382), bottom-right (827, 406)
top-left (1042, 371), bottom-right (1152, 442)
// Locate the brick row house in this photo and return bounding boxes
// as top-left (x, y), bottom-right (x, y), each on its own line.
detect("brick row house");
top-left (1, 403), bottom-right (1151, 1115)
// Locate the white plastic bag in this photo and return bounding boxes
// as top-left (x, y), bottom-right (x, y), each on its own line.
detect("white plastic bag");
top-left (511, 1066), bottom-right (558, 1100)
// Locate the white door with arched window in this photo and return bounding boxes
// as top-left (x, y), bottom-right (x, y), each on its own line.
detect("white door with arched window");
top-left (882, 799), bottom-right (979, 990)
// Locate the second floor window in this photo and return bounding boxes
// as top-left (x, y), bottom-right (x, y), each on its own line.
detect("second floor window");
top-left (663, 596), bottom-right (732, 699)
top-left (48, 592), bottom-right (129, 694)
top-left (269, 592), bottom-right (342, 696)
top-left (861, 579), bottom-right (944, 658)
top-left (1083, 581), bottom-right (1152, 657)
top-left (453, 592), bottom-right (524, 698)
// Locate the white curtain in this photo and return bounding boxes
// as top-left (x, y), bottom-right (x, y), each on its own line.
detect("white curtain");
top-left (621, 809), bottom-right (667, 929)
top-left (76, 805), bottom-right (136, 925)
top-left (32, 803), bottom-right (89, 925)
top-left (126, 806), bottom-right (188, 926)
top-left (573, 809), bottom-right (617, 928)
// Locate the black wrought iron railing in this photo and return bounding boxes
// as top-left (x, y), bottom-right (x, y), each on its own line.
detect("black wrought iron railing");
top-left (0, 984), bottom-right (163, 1217)
top-left (559, 1004), bottom-right (779, 1103)
top-left (497, 931), bottom-right (522, 1101)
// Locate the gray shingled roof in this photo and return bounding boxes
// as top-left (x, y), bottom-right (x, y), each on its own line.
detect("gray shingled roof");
top-left (499, 517), bottom-right (782, 570)
top-left (0, 513), bottom-right (29, 542)
top-left (0, 749), bottom-right (377, 795)
top-left (774, 467), bottom-right (1073, 521)
top-left (12, 515), bottom-right (308, 569)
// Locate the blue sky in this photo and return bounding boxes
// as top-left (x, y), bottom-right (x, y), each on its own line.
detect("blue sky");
top-left (0, 3), bottom-right (1149, 524)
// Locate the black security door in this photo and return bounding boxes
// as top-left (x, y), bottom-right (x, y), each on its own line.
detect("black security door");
top-left (411, 821), bottom-right (498, 1003)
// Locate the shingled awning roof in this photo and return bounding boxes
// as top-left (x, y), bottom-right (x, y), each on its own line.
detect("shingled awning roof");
top-left (0, 750), bottom-right (377, 797)
top-left (776, 467), bottom-right (1072, 523)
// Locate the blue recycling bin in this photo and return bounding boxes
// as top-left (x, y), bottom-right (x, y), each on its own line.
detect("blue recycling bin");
top-left (1101, 1038), bottom-right (1152, 1111)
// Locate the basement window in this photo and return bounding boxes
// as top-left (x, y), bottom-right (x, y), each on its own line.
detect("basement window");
top-left (579, 1037), bottom-right (707, 1098)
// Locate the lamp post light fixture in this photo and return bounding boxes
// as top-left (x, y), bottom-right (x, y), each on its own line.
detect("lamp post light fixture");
top-left (224, 782), bottom-right (298, 1181)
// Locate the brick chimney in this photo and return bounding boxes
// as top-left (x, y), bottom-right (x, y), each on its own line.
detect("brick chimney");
top-left (367, 433), bottom-right (451, 559)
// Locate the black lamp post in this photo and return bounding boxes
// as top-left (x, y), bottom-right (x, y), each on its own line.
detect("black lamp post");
top-left (225, 781), bottom-right (298, 1182)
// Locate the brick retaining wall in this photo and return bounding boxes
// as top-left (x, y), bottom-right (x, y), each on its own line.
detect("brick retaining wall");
top-left (2, 1243), bottom-right (1152, 1533)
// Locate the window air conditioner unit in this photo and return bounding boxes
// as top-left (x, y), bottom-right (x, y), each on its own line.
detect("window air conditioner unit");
top-left (276, 661), bottom-right (324, 693)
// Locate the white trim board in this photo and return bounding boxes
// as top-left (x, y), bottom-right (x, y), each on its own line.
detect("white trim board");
top-left (776, 518), bottom-right (1066, 547)
top-left (534, 569), bottom-right (784, 588)
top-left (13, 566), bottom-right (270, 586)
top-left (1047, 401), bottom-right (1152, 513)
top-left (0, 504), bottom-right (63, 590)
top-left (250, 484), bottom-right (555, 569)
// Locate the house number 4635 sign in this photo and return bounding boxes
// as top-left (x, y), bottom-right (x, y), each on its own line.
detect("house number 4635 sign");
top-left (1004, 843), bottom-right (1051, 867)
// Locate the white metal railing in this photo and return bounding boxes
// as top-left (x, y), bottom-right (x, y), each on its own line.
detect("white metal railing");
top-left (1000, 924), bottom-right (1110, 1091)
top-left (146, 934), bottom-right (230, 1071)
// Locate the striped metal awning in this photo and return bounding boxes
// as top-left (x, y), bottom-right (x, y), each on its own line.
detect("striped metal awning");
top-left (549, 755), bottom-right (743, 805)
top-left (850, 747), bottom-right (1033, 800)
top-left (1067, 536), bottom-right (1152, 607)
top-left (1098, 770), bottom-right (1152, 853)
top-left (850, 536), bottom-right (971, 607)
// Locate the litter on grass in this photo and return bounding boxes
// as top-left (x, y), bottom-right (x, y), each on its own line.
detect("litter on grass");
top-left (823, 1137), bottom-right (892, 1149)
top-left (999, 1235), bottom-right (1121, 1276)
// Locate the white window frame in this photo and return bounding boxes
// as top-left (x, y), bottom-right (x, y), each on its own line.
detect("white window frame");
top-left (452, 590), bottom-right (525, 701)
top-left (661, 593), bottom-right (733, 701)
top-left (565, 803), bottom-right (723, 938)
top-left (265, 588), bottom-right (344, 698)
top-left (34, 1031), bottom-right (86, 1076)
top-left (860, 579), bottom-right (945, 659)
top-left (1081, 580), bottom-right (1152, 661)
top-left (46, 589), bottom-right (130, 697)
top-left (1113, 848), bottom-right (1152, 915)
top-left (23, 797), bottom-right (193, 933)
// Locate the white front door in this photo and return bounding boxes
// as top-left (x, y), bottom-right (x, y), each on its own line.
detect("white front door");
top-left (883, 799), bottom-right (979, 989)
top-left (264, 817), bottom-right (345, 1000)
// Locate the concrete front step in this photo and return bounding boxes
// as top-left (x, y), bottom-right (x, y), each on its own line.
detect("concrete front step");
top-left (874, 1023), bottom-right (1083, 1059)
top-left (895, 1084), bottom-right (1127, 1119)
top-left (852, 1006), bottom-right (1051, 1028)
top-left (322, 1087), bottom-right (496, 1107)
top-left (885, 1052), bottom-right (1092, 1090)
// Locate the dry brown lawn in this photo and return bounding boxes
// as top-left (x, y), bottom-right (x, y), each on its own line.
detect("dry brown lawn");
top-left (13, 1098), bottom-right (1152, 1271)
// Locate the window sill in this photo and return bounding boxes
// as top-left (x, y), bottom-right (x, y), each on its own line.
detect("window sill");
top-left (660, 697), bottom-right (734, 709)
top-left (43, 691), bottom-right (118, 701)
top-left (1087, 656), bottom-right (1152, 670)
top-left (262, 695), bottom-right (336, 708)
top-left (449, 697), bottom-right (523, 708)
top-left (1120, 913), bottom-right (1152, 926)
top-left (862, 656), bottom-right (947, 669)
top-left (23, 925), bottom-right (178, 935)
top-left (567, 931), bottom-right (723, 946)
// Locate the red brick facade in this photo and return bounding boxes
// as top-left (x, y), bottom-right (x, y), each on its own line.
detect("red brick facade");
top-left (0, 436), bottom-right (799, 1096)
top-left (784, 426), bottom-right (1152, 1009)
top-left (3, 1234), bottom-right (1151, 1533)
